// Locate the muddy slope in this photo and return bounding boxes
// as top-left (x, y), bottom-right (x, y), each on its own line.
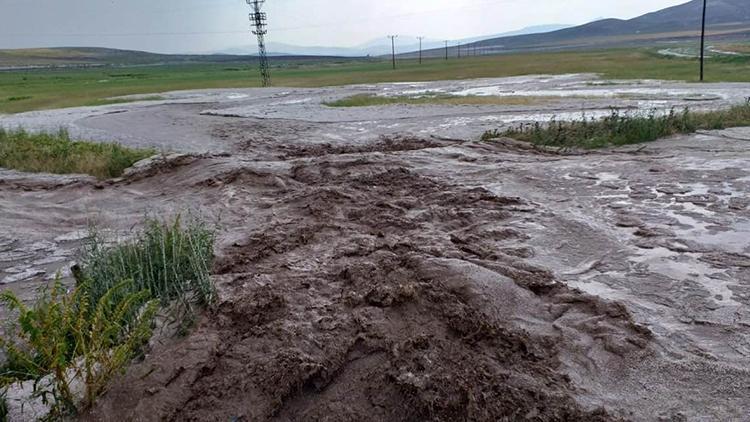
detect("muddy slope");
top-left (81, 149), bottom-right (649, 421)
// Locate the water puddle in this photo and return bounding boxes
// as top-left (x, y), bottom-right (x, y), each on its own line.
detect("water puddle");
top-left (661, 203), bottom-right (750, 253)
top-left (632, 247), bottom-right (737, 304)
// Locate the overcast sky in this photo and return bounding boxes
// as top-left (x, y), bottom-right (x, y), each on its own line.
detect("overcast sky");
top-left (1, 0), bottom-right (689, 53)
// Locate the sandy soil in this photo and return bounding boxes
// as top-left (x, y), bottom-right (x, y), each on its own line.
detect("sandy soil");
top-left (1, 75), bottom-right (749, 421)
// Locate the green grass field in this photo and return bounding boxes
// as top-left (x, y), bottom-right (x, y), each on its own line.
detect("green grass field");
top-left (1, 48), bottom-right (749, 114)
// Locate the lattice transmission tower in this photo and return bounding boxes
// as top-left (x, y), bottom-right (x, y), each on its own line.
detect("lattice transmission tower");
top-left (247, 0), bottom-right (271, 86)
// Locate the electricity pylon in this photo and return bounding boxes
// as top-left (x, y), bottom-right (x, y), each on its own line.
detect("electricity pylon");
top-left (247, 0), bottom-right (271, 86)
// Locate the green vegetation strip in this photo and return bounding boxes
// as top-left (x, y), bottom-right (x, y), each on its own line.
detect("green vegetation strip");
top-left (84, 95), bottom-right (165, 107)
top-left (325, 93), bottom-right (549, 107)
top-left (0, 217), bottom-right (215, 418)
top-left (482, 102), bottom-right (750, 149)
top-left (0, 127), bottom-right (155, 179)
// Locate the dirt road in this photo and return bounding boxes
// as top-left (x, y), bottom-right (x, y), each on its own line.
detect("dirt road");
top-left (1, 75), bottom-right (749, 421)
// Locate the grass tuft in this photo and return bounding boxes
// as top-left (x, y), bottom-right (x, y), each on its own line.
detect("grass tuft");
top-left (78, 216), bottom-right (216, 313)
top-left (0, 127), bottom-right (155, 179)
top-left (483, 101), bottom-right (750, 149)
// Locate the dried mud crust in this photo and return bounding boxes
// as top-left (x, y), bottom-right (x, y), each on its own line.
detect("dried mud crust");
top-left (85, 156), bottom-right (650, 422)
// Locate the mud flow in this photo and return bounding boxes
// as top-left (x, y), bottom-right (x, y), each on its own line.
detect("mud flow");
top-left (1, 75), bottom-right (750, 421)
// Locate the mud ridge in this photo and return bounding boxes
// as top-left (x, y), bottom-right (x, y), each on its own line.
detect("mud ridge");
top-left (84, 156), bottom-right (650, 422)
top-left (281, 135), bottom-right (455, 158)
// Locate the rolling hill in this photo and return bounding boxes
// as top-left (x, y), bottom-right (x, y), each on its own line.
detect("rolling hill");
top-left (0, 47), bottom-right (356, 69)
top-left (0, 47), bottom-right (249, 68)
top-left (411, 0), bottom-right (750, 57)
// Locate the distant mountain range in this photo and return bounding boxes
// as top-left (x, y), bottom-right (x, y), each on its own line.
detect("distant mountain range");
top-left (218, 24), bottom-right (572, 57)
top-left (411, 0), bottom-right (750, 57)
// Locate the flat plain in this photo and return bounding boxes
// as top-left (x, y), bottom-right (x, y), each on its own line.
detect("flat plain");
top-left (2, 46), bottom-right (750, 113)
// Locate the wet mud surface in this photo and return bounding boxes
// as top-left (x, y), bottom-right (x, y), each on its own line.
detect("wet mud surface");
top-left (1, 75), bottom-right (750, 421)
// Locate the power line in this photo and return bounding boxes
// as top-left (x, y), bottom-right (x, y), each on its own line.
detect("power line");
top-left (247, 0), bottom-right (271, 87)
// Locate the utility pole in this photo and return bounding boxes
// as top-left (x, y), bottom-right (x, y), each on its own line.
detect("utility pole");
top-left (388, 35), bottom-right (398, 70)
top-left (444, 40), bottom-right (449, 60)
top-left (417, 36), bottom-right (425, 64)
top-left (457, 42), bottom-right (461, 59)
top-left (700, 0), bottom-right (707, 82)
top-left (247, 0), bottom-right (270, 86)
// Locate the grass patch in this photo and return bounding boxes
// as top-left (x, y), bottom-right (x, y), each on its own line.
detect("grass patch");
top-left (83, 95), bottom-right (165, 107)
top-left (6, 96), bottom-right (31, 102)
top-left (0, 127), bottom-right (155, 179)
top-left (324, 93), bottom-right (551, 107)
top-left (720, 44), bottom-right (750, 54)
top-left (483, 101), bottom-right (750, 149)
top-left (0, 216), bottom-right (215, 418)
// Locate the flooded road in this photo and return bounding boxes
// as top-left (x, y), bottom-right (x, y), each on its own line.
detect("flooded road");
top-left (1, 74), bottom-right (749, 421)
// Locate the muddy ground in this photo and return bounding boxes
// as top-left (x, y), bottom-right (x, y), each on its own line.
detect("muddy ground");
top-left (1, 75), bottom-right (749, 421)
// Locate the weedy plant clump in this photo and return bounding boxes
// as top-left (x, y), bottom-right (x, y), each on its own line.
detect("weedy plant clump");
top-left (78, 216), bottom-right (216, 313)
top-left (0, 280), bottom-right (158, 417)
top-left (483, 101), bottom-right (750, 149)
top-left (0, 216), bottom-right (215, 419)
top-left (0, 127), bottom-right (155, 179)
